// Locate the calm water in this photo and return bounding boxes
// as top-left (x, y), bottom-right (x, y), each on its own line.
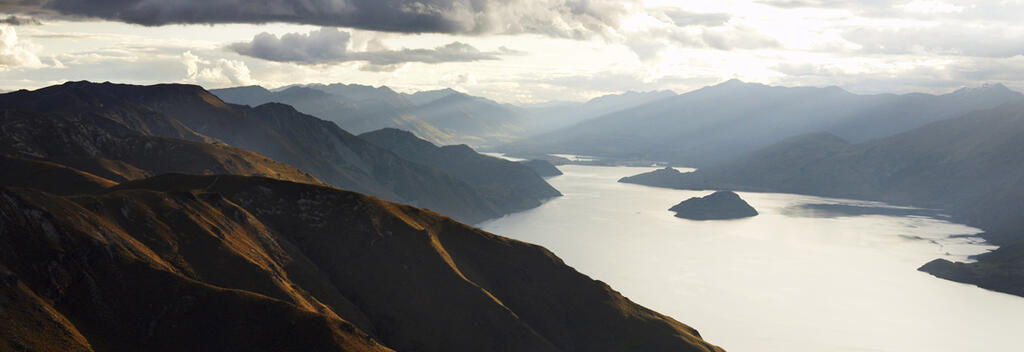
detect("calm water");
top-left (480, 165), bottom-right (1024, 352)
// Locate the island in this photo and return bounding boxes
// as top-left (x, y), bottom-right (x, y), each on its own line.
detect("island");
top-left (670, 191), bottom-right (758, 220)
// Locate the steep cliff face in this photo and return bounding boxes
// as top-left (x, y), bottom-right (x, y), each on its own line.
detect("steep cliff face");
top-left (0, 173), bottom-right (723, 352)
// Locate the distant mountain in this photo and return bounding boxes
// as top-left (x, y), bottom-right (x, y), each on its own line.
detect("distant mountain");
top-left (506, 80), bottom-right (1023, 166)
top-left (519, 90), bottom-right (676, 135)
top-left (359, 128), bottom-right (561, 215)
top-left (404, 88), bottom-right (460, 105)
top-left (620, 100), bottom-right (1024, 297)
top-left (520, 159), bottom-right (563, 177)
top-left (405, 91), bottom-right (528, 147)
top-left (0, 172), bottom-right (724, 352)
top-left (0, 82), bottom-right (510, 223)
top-left (211, 84), bottom-right (529, 148)
top-left (212, 84), bottom-right (456, 145)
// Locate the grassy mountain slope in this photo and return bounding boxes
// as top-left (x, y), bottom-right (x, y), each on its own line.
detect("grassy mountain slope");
top-left (0, 173), bottom-right (723, 352)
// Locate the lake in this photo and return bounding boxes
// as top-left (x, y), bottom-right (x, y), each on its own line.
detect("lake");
top-left (480, 165), bottom-right (1024, 352)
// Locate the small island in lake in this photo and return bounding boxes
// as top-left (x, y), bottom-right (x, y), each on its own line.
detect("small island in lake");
top-left (670, 191), bottom-right (758, 220)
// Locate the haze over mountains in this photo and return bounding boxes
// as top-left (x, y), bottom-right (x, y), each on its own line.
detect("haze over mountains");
top-left (506, 80), bottom-right (1023, 167)
top-left (620, 100), bottom-right (1024, 297)
top-left (211, 84), bottom-right (679, 149)
top-left (211, 83), bottom-right (528, 148)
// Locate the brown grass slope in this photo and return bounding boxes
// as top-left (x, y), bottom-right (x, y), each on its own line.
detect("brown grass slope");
top-left (0, 109), bottom-right (321, 184)
top-left (113, 174), bottom-right (724, 352)
top-left (1, 174), bottom-right (723, 351)
top-left (0, 155), bottom-right (116, 195)
top-left (0, 186), bottom-right (392, 352)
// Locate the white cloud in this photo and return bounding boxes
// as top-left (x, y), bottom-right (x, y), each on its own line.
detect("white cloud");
top-left (0, 24), bottom-right (45, 69)
top-left (181, 50), bottom-right (255, 88)
top-left (896, 1), bottom-right (966, 14)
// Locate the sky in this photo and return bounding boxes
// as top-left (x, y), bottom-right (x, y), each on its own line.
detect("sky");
top-left (0, 0), bottom-right (1023, 103)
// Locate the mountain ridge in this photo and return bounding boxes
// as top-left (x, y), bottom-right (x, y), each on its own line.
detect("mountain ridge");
top-left (0, 171), bottom-right (725, 352)
top-left (505, 80), bottom-right (1023, 166)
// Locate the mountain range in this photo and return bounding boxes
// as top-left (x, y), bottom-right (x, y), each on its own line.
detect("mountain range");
top-left (211, 83), bottom-right (527, 148)
top-left (505, 80), bottom-right (1023, 167)
top-left (211, 84), bottom-right (679, 149)
top-left (0, 81), bottom-right (556, 224)
top-left (0, 81), bottom-right (723, 351)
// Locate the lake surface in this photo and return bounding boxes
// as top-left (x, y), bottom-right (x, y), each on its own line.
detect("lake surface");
top-left (480, 165), bottom-right (1024, 352)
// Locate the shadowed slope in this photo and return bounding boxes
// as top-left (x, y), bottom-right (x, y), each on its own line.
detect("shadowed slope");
top-left (0, 155), bottom-right (116, 195)
top-left (360, 128), bottom-right (561, 217)
top-left (0, 82), bottom-right (502, 223)
top-left (0, 109), bottom-right (320, 184)
top-left (97, 173), bottom-right (723, 352)
top-left (0, 187), bottom-right (392, 352)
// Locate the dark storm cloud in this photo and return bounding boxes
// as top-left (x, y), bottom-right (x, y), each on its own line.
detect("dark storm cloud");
top-left (0, 0), bottom-right (636, 38)
top-left (0, 15), bottom-right (41, 25)
top-left (227, 27), bottom-right (500, 65)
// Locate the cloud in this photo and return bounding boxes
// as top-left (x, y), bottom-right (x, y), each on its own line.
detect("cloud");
top-left (756, 0), bottom-right (871, 9)
top-left (441, 72), bottom-right (477, 87)
top-left (0, 15), bottom-right (41, 25)
top-left (659, 9), bottom-right (730, 27)
top-left (227, 27), bottom-right (351, 64)
top-left (182, 50), bottom-right (255, 87)
top-left (842, 25), bottom-right (1024, 58)
top-left (228, 27), bottom-right (501, 66)
top-left (0, 24), bottom-right (44, 69)
top-left (16, 0), bottom-right (638, 39)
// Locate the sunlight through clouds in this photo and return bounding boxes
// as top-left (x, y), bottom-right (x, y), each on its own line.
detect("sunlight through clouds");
top-left (0, 1), bottom-right (1022, 102)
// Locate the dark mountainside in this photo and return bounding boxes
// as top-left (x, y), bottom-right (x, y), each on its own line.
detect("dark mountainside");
top-left (0, 170), bottom-right (724, 352)
top-left (505, 80), bottom-right (1022, 167)
top-left (521, 159), bottom-right (563, 177)
top-left (359, 128), bottom-right (561, 215)
top-left (669, 191), bottom-right (758, 220)
top-left (0, 81), bottom-right (522, 223)
top-left (620, 101), bottom-right (1024, 297)
top-left (0, 109), bottom-right (321, 185)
